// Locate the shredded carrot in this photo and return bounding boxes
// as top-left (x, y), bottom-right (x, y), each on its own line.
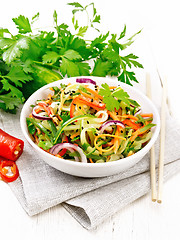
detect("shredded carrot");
top-left (35, 107), bottom-right (42, 114)
top-left (140, 113), bottom-right (153, 118)
top-left (145, 120), bottom-right (149, 125)
top-left (84, 87), bottom-right (103, 100)
top-left (57, 115), bottom-right (62, 121)
top-left (89, 158), bottom-right (94, 163)
top-left (49, 87), bottom-right (54, 91)
top-left (79, 90), bottom-right (94, 99)
top-left (75, 95), bottom-right (105, 111)
top-left (130, 130), bottom-right (139, 142)
top-left (49, 106), bottom-right (54, 113)
top-left (118, 108), bottom-right (122, 115)
top-left (106, 141), bottom-right (114, 146)
top-left (120, 114), bottom-right (138, 121)
top-left (94, 134), bottom-right (125, 153)
top-left (35, 127), bottom-right (41, 135)
top-left (107, 111), bottom-right (119, 121)
top-left (95, 144), bottom-right (114, 153)
top-left (130, 125), bottom-right (150, 142)
top-left (95, 134), bottom-right (126, 141)
top-left (123, 119), bottom-right (140, 130)
top-left (106, 155), bottom-right (111, 162)
top-left (107, 110), bottom-right (123, 153)
top-left (127, 151), bottom-right (134, 157)
top-left (45, 94), bottom-right (52, 104)
top-left (34, 134), bottom-right (39, 144)
top-left (109, 86), bottom-right (117, 89)
top-left (70, 131), bottom-right (80, 139)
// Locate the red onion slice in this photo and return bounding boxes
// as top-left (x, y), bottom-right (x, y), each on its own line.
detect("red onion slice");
top-left (49, 143), bottom-right (87, 163)
top-left (32, 106), bottom-right (51, 120)
top-left (134, 108), bottom-right (142, 116)
top-left (66, 148), bottom-right (80, 162)
top-left (76, 78), bottom-right (96, 85)
top-left (99, 120), bottom-right (125, 134)
top-left (130, 104), bottom-right (135, 108)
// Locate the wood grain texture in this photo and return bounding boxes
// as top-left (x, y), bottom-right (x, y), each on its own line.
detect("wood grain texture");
top-left (1, 173), bottom-right (180, 240)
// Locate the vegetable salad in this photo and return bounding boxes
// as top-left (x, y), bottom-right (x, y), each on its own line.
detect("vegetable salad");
top-left (26, 78), bottom-right (155, 163)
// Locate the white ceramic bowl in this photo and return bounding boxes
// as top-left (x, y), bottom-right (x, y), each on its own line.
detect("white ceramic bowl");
top-left (20, 76), bottom-right (160, 178)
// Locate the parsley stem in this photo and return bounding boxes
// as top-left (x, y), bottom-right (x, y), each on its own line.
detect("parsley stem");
top-left (33, 61), bottom-right (60, 70)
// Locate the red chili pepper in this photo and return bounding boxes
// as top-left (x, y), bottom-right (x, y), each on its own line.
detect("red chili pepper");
top-left (58, 135), bottom-right (68, 157)
top-left (0, 129), bottom-right (24, 161)
top-left (0, 160), bottom-right (19, 182)
top-left (78, 95), bottom-right (105, 109)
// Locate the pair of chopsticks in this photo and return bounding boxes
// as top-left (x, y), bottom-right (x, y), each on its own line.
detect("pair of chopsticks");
top-left (146, 72), bottom-right (167, 203)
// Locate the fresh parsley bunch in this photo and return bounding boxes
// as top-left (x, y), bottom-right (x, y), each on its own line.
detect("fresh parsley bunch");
top-left (0, 2), bottom-right (143, 113)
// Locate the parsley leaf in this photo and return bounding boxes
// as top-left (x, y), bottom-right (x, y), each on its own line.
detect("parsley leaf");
top-left (60, 57), bottom-right (79, 77)
top-left (119, 25), bottom-right (126, 40)
top-left (112, 87), bottom-right (130, 106)
top-left (92, 59), bottom-right (112, 76)
top-left (0, 92), bottom-right (22, 112)
top-left (0, 38), bottom-right (15, 49)
top-left (103, 95), bottom-right (120, 111)
top-left (0, 28), bottom-right (11, 38)
top-left (31, 12), bottom-right (40, 24)
top-left (12, 15), bottom-right (32, 34)
top-left (99, 83), bottom-right (131, 111)
top-left (98, 83), bottom-right (111, 97)
top-left (68, 2), bottom-right (84, 9)
top-left (2, 37), bottom-right (30, 64)
top-left (42, 51), bottom-right (60, 64)
top-left (6, 65), bottom-right (32, 87)
top-left (62, 49), bottom-right (82, 60)
top-left (53, 10), bottom-right (58, 26)
top-left (99, 83), bottom-right (120, 111)
top-left (76, 62), bottom-right (90, 75)
top-left (76, 26), bottom-right (88, 37)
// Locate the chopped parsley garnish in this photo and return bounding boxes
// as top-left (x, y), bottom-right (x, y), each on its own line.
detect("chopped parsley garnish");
top-left (99, 83), bottom-right (131, 111)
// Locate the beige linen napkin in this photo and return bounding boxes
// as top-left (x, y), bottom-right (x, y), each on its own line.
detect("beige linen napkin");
top-left (1, 108), bottom-right (180, 230)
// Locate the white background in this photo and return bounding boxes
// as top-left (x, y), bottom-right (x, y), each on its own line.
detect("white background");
top-left (0, 0), bottom-right (180, 239)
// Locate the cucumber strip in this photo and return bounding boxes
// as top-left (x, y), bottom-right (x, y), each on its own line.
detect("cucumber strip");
top-left (26, 118), bottom-right (53, 142)
top-left (80, 127), bottom-right (99, 155)
top-left (54, 114), bottom-right (96, 144)
top-left (48, 120), bottom-right (57, 137)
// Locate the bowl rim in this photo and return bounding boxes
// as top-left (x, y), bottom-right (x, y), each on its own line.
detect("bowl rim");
top-left (20, 76), bottom-right (160, 169)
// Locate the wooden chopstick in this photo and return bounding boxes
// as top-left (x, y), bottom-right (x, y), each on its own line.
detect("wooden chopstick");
top-left (157, 76), bottom-right (167, 203)
top-left (146, 73), bottom-right (157, 202)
